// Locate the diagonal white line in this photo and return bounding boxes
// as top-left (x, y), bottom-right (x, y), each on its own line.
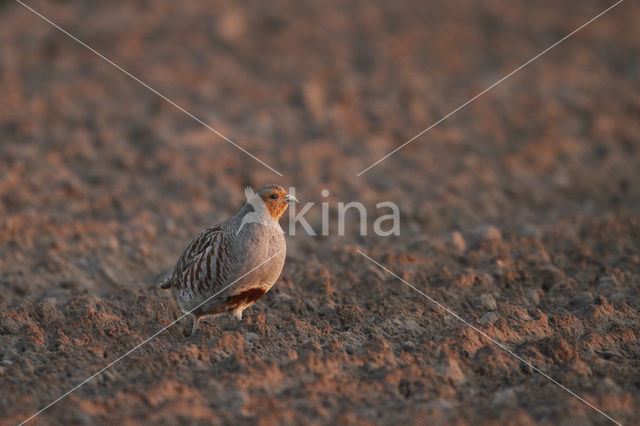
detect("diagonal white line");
top-left (15, 0), bottom-right (284, 177)
top-left (357, 250), bottom-right (623, 426)
top-left (19, 249), bottom-right (284, 425)
top-left (356, 0), bottom-right (624, 176)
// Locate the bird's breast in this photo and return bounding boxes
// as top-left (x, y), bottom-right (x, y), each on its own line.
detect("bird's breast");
top-left (232, 223), bottom-right (286, 284)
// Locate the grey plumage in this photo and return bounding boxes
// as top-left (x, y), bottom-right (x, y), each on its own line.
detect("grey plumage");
top-left (161, 185), bottom-right (296, 335)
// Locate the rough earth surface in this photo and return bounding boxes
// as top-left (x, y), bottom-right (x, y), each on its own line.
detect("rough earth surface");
top-left (1, 0), bottom-right (639, 424)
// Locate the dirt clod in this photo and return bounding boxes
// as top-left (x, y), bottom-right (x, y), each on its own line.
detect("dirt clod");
top-left (1, 0), bottom-right (639, 424)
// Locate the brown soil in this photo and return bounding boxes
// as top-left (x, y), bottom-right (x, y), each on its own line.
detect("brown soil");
top-left (1, 0), bottom-right (639, 424)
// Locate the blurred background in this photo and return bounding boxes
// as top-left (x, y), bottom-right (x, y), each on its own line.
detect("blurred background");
top-left (1, 0), bottom-right (639, 424)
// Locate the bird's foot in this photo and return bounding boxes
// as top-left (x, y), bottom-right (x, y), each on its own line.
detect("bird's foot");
top-left (186, 313), bottom-right (200, 337)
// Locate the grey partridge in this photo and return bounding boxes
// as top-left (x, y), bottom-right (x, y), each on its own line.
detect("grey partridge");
top-left (160, 184), bottom-right (297, 335)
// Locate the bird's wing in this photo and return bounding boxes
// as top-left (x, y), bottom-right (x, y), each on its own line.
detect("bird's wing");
top-left (175, 225), bottom-right (236, 298)
top-left (174, 226), bottom-right (222, 278)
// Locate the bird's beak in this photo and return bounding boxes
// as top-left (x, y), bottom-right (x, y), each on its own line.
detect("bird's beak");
top-left (284, 194), bottom-right (298, 203)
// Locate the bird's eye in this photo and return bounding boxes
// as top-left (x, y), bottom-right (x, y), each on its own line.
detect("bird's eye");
top-left (270, 194), bottom-right (278, 200)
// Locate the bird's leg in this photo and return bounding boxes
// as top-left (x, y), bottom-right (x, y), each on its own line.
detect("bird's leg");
top-left (189, 313), bottom-right (200, 336)
top-left (231, 307), bottom-right (243, 321)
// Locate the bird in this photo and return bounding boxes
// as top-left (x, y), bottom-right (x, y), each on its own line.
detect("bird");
top-left (160, 184), bottom-right (298, 335)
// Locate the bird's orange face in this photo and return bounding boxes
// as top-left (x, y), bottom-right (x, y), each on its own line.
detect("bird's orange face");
top-left (257, 185), bottom-right (298, 220)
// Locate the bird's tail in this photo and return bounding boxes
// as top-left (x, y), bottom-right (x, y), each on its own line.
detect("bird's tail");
top-left (155, 269), bottom-right (174, 289)
top-left (159, 277), bottom-right (174, 289)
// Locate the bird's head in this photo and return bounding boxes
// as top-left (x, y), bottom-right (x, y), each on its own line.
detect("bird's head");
top-left (254, 184), bottom-right (298, 220)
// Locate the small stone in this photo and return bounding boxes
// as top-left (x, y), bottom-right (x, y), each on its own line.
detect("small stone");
top-left (470, 225), bottom-right (502, 242)
top-left (0, 316), bottom-right (21, 335)
top-left (568, 292), bottom-right (594, 307)
top-left (423, 398), bottom-right (454, 411)
top-left (527, 289), bottom-right (541, 305)
top-left (445, 231), bottom-right (466, 252)
top-left (189, 358), bottom-right (207, 370)
top-left (475, 294), bottom-right (497, 311)
top-left (600, 377), bottom-right (621, 392)
top-left (597, 276), bottom-right (618, 287)
top-left (218, 9), bottom-right (247, 42)
top-left (481, 273), bottom-right (495, 285)
top-left (436, 358), bottom-right (465, 383)
top-left (107, 235), bottom-right (119, 250)
top-left (101, 264), bottom-right (119, 284)
top-left (480, 312), bottom-right (498, 324)
top-left (596, 276), bottom-right (618, 294)
top-left (243, 332), bottom-right (258, 343)
top-left (402, 341), bottom-right (416, 351)
top-left (318, 302), bottom-right (336, 316)
top-left (492, 388), bottom-right (517, 406)
top-left (394, 317), bottom-right (422, 337)
top-left (38, 297), bottom-right (62, 323)
top-left (609, 293), bottom-right (626, 305)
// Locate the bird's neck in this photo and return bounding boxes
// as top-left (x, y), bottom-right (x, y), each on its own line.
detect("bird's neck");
top-left (235, 203), bottom-right (256, 218)
top-left (233, 202), bottom-right (284, 236)
top-left (234, 203), bottom-right (282, 228)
